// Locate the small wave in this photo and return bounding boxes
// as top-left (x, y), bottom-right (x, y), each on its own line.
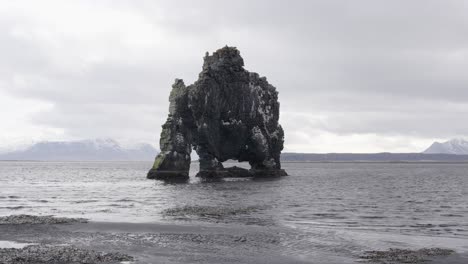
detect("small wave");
top-left (107, 203), bottom-right (135, 208)
top-left (72, 200), bottom-right (98, 204)
top-left (115, 199), bottom-right (134, 202)
top-left (441, 214), bottom-right (463, 217)
top-left (410, 223), bottom-right (436, 228)
top-left (312, 213), bottom-right (348, 219)
top-left (96, 209), bottom-right (112, 213)
top-left (313, 213), bottom-right (339, 217)
top-left (8, 196), bottom-right (20, 199)
top-left (439, 224), bottom-right (459, 227)
top-left (359, 215), bottom-right (387, 219)
top-left (3, 206), bottom-right (28, 210)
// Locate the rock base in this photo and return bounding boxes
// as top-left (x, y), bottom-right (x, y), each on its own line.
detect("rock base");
top-left (196, 167), bottom-right (287, 178)
top-left (250, 169), bottom-right (288, 178)
top-left (147, 169), bottom-right (189, 181)
top-left (196, 170), bottom-right (230, 178)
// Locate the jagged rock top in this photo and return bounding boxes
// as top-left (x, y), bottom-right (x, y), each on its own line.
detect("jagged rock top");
top-left (202, 46), bottom-right (245, 72)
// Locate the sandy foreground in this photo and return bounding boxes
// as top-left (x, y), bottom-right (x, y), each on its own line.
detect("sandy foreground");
top-left (0, 215), bottom-right (467, 264)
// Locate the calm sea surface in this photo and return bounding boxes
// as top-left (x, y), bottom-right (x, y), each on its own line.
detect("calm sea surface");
top-left (1, 161), bottom-right (468, 259)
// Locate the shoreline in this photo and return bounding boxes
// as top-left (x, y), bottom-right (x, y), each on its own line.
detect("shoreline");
top-left (1, 215), bottom-right (467, 264)
top-left (0, 216), bottom-right (312, 264)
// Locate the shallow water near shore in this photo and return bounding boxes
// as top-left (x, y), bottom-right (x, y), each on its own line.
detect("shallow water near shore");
top-left (1, 161), bottom-right (468, 262)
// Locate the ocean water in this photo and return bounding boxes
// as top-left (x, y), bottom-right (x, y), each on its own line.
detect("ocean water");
top-left (1, 161), bottom-right (468, 260)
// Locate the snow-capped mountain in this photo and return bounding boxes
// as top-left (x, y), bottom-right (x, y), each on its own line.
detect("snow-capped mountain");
top-left (423, 138), bottom-right (468, 155)
top-left (0, 139), bottom-right (158, 161)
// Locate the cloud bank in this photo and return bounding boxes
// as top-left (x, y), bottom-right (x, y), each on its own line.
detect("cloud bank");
top-left (1, 0), bottom-right (468, 153)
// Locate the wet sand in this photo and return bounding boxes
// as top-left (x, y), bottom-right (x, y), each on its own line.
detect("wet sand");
top-left (0, 220), bottom-right (314, 264)
top-left (0, 217), bottom-right (465, 264)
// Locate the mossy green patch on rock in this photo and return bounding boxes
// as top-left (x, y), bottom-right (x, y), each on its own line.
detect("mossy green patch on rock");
top-left (152, 154), bottom-right (165, 169)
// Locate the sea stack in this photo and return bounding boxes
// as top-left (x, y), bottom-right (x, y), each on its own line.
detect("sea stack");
top-left (148, 46), bottom-right (287, 180)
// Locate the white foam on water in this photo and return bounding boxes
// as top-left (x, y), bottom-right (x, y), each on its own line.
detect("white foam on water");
top-left (0, 240), bottom-right (34, 249)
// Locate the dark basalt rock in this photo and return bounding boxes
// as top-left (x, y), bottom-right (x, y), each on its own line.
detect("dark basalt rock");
top-left (224, 166), bottom-right (252, 178)
top-left (148, 46), bottom-right (287, 180)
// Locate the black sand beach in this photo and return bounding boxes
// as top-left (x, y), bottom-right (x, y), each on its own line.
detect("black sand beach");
top-left (1, 215), bottom-right (467, 264)
top-left (0, 217), bottom-right (312, 264)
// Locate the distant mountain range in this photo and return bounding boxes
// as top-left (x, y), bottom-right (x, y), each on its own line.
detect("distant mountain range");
top-left (279, 138), bottom-right (468, 162)
top-left (280, 139), bottom-right (468, 162)
top-left (0, 139), bottom-right (158, 161)
top-left (423, 138), bottom-right (468, 155)
top-left (2, 138), bottom-right (468, 162)
top-left (281, 153), bottom-right (468, 162)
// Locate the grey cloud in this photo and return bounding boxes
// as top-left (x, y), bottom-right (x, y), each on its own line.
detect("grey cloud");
top-left (1, 0), bottom-right (468, 151)
top-left (31, 103), bottom-right (164, 144)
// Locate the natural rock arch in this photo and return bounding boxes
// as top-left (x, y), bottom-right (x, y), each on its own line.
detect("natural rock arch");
top-left (148, 46), bottom-right (287, 180)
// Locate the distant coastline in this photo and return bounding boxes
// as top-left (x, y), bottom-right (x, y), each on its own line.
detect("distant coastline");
top-left (281, 153), bottom-right (468, 163)
top-left (0, 139), bottom-right (157, 161)
top-left (3, 153), bottom-right (468, 163)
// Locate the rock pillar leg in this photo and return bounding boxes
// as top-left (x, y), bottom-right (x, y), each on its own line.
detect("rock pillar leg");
top-left (147, 118), bottom-right (191, 180)
top-left (249, 158), bottom-right (288, 177)
top-left (147, 79), bottom-right (193, 181)
top-left (195, 148), bottom-right (226, 178)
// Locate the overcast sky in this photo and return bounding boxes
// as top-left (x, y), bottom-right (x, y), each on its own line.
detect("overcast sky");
top-left (1, 0), bottom-right (468, 153)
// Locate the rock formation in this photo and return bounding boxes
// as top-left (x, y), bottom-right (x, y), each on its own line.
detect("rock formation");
top-left (148, 46), bottom-right (287, 180)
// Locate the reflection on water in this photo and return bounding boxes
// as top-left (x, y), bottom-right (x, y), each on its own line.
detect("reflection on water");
top-left (1, 161), bottom-right (468, 256)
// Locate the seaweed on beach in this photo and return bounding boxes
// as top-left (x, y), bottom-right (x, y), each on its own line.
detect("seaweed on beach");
top-left (162, 205), bottom-right (274, 226)
top-left (161, 205), bottom-right (274, 225)
top-left (163, 205), bottom-right (260, 218)
top-left (0, 215), bottom-right (88, 225)
top-left (359, 248), bottom-right (455, 263)
top-left (0, 245), bottom-right (133, 264)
